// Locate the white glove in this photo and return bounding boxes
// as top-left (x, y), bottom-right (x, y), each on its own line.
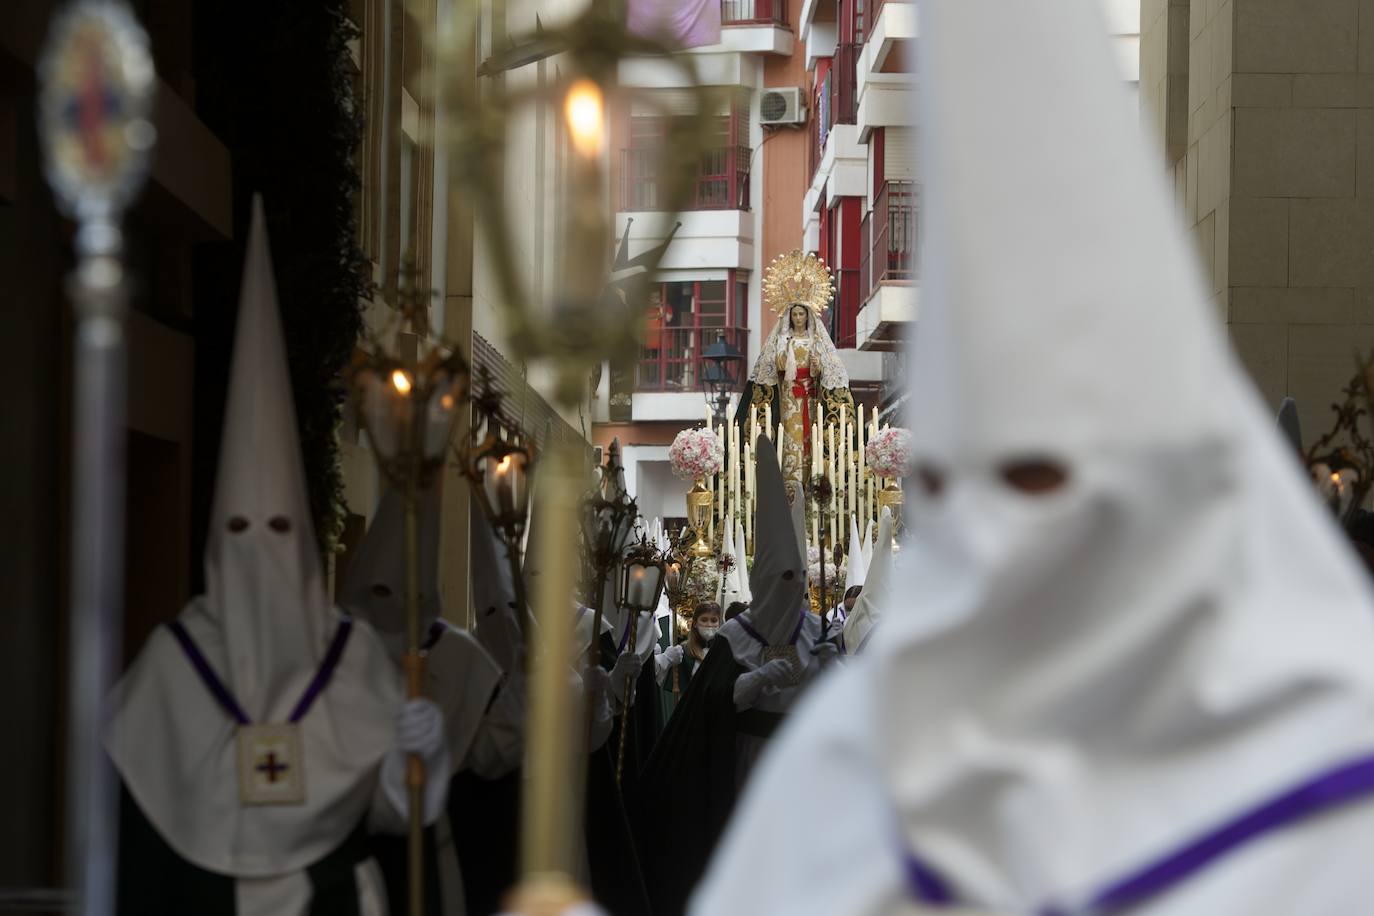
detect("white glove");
top-left (582, 666), bottom-right (614, 751)
top-left (811, 638), bottom-right (840, 666)
top-left (732, 657), bottom-right (798, 710)
top-left (609, 651), bottom-right (642, 706)
top-left (379, 699), bottom-right (452, 827)
top-left (654, 644), bottom-right (685, 685)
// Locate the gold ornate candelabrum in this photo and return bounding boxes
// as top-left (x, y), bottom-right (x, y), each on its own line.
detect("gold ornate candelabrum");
top-left (431, 0), bottom-right (718, 905)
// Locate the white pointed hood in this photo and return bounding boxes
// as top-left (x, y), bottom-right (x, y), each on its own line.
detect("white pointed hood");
top-left (338, 483), bottom-right (441, 663)
top-left (720, 522), bottom-right (744, 607)
top-left (842, 508), bottom-right (892, 655)
top-left (735, 519), bottom-right (752, 604)
top-left (469, 492), bottom-right (524, 676)
top-left (843, 514), bottom-right (867, 592)
top-left (340, 484), bottom-right (503, 771)
top-left (874, 0), bottom-right (1374, 909)
top-left (860, 518), bottom-right (874, 569)
top-left (207, 196), bottom-right (335, 717)
top-left (107, 197), bottom-right (398, 877)
top-left (740, 436), bottom-right (807, 645)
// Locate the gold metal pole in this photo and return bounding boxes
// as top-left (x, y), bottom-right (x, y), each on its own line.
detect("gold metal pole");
top-left (518, 444), bottom-right (584, 897)
top-left (614, 609), bottom-right (640, 786)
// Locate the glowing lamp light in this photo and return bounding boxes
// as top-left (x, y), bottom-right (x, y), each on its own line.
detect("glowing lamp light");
top-left (564, 79), bottom-right (604, 158)
top-left (618, 534), bottom-right (666, 614)
top-left (460, 371), bottom-right (535, 543)
top-left (352, 355), bottom-right (468, 483)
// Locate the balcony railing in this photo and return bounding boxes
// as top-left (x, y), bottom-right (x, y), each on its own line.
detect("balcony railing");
top-left (722, 0), bottom-right (788, 26)
top-left (620, 146), bottom-right (751, 212)
top-left (638, 326), bottom-right (749, 393)
top-left (860, 180), bottom-right (917, 305)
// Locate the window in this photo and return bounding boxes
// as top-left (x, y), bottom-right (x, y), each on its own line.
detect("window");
top-left (620, 94), bottom-right (751, 211)
top-left (638, 274), bottom-right (749, 391)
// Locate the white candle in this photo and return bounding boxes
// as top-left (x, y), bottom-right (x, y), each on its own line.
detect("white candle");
top-left (828, 424), bottom-right (837, 550)
top-left (812, 420), bottom-right (820, 476)
top-left (764, 403), bottom-right (772, 439)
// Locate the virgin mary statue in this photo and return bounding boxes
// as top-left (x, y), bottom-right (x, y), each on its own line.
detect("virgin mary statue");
top-left (738, 250), bottom-right (854, 500)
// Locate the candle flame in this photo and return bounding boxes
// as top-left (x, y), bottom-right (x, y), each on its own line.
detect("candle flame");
top-left (497, 454), bottom-right (512, 474)
top-left (440, 392), bottom-right (455, 410)
top-left (564, 79), bottom-right (604, 158)
top-left (390, 369), bottom-right (412, 396)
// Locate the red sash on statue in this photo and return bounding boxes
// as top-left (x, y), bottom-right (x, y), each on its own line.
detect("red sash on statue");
top-left (792, 367), bottom-right (814, 454)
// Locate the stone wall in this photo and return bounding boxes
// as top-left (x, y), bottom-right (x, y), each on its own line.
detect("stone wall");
top-left (1141, 0), bottom-right (1374, 439)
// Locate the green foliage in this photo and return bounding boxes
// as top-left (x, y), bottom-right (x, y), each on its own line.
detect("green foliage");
top-left (196, 1), bottom-right (369, 555)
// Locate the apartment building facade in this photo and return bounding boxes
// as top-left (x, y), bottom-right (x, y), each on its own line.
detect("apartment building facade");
top-left (591, 0), bottom-right (897, 528)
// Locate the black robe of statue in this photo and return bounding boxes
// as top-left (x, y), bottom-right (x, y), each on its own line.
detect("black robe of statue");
top-left (117, 784), bottom-right (374, 916)
top-left (633, 640), bottom-right (746, 916)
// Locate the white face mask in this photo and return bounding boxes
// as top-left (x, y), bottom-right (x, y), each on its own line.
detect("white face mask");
top-left (697, 625), bottom-right (719, 642)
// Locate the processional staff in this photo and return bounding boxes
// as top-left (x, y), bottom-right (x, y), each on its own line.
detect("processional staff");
top-left (38, 5), bottom-right (155, 914)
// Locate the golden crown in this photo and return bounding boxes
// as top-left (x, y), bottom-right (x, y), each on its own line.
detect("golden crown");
top-left (763, 249), bottom-right (834, 318)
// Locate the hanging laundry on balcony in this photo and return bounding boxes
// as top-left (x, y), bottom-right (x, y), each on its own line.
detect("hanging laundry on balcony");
top-left (628, 0), bottom-right (722, 49)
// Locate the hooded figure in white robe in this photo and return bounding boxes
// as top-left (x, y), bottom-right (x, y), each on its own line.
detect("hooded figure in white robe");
top-left (340, 484), bottom-right (528, 915)
top-left (107, 197), bottom-right (446, 916)
top-left (339, 485), bottom-right (522, 780)
top-left (692, 2), bottom-right (1374, 914)
top-left (833, 514), bottom-right (869, 627)
top-left (840, 507), bottom-right (894, 656)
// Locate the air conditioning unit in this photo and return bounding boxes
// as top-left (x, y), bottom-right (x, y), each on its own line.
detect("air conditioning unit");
top-left (759, 87), bottom-right (805, 126)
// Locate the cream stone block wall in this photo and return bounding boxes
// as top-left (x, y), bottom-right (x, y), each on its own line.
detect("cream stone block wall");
top-left (1142, 0), bottom-right (1374, 442)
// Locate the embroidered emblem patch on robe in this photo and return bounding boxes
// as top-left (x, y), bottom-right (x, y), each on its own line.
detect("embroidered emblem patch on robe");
top-left (237, 723), bottom-right (306, 805)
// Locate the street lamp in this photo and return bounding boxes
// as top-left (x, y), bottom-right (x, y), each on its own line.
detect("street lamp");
top-left (458, 369), bottom-right (535, 636)
top-left (614, 533), bottom-right (667, 784)
top-left (577, 441), bottom-right (638, 670)
top-left (701, 333), bottom-right (744, 427)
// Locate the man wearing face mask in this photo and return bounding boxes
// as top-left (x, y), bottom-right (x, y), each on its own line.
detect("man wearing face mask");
top-left (691, 1), bottom-right (1374, 914)
top-left (635, 436), bottom-right (825, 916)
top-left (107, 199), bottom-right (444, 914)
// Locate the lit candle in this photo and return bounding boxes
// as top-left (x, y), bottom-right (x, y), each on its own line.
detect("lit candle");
top-left (810, 422), bottom-right (817, 477)
top-left (835, 414), bottom-right (846, 527)
top-left (562, 78), bottom-right (609, 312)
top-left (491, 453), bottom-right (514, 513)
top-left (744, 444), bottom-right (752, 550)
top-left (829, 425), bottom-right (838, 550)
top-left (764, 402), bottom-right (772, 439)
top-left (628, 565), bottom-right (656, 609)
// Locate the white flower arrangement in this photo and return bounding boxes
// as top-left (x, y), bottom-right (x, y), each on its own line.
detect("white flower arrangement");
top-left (865, 426), bottom-right (914, 479)
top-left (669, 426), bottom-right (725, 481)
top-left (805, 545), bottom-right (845, 586)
